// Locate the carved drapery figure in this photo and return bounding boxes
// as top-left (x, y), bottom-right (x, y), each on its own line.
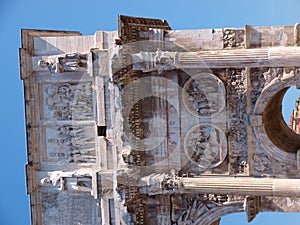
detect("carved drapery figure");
top-left (46, 125), bottom-right (96, 163)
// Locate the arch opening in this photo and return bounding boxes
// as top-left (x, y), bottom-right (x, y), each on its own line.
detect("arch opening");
top-left (282, 86), bottom-right (300, 134)
top-left (263, 87), bottom-right (300, 153)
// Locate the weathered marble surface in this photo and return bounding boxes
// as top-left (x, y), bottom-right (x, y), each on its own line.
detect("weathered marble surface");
top-left (20, 16), bottom-right (300, 225)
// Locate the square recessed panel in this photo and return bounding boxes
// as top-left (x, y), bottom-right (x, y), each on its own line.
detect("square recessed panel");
top-left (42, 125), bottom-right (96, 163)
top-left (39, 81), bottom-right (94, 121)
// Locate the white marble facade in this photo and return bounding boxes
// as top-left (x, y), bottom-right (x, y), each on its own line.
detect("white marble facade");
top-left (20, 17), bottom-right (300, 225)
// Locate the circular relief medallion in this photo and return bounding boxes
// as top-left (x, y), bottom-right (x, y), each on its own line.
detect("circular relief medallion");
top-left (183, 73), bottom-right (225, 118)
top-left (184, 124), bottom-right (227, 169)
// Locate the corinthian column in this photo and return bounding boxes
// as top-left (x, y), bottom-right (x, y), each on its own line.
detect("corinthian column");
top-left (132, 47), bottom-right (300, 71)
top-left (181, 176), bottom-right (300, 197)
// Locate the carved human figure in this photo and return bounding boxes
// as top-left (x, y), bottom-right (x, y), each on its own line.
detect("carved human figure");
top-left (154, 50), bottom-right (176, 73)
top-left (69, 148), bottom-right (95, 156)
top-left (41, 171), bottom-right (93, 194)
top-left (58, 53), bottom-right (87, 73)
top-left (65, 137), bottom-right (94, 148)
top-left (56, 125), bottom-right (84, 137)
top-left (183, 74), bottom-right (225, 118)
top-left (41, 171), bottom-right (69, 191)
top-left (38, 53), bottom-right (87, 74)
top-left (44, 82), bottom-right (93, 120)
top-left (253, 153), bottom-right (270, 172)
top-left (38, 59), bottom-right (57, 73)
top-left (68, 153), bottom-right (96, 163)
top-left (185, 125), bottom-right (227, 169)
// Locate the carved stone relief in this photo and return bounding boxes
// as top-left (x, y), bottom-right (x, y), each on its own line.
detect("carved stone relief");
top-left (41, 82), bottom-right (93, 121)
top-left (38, 53), bottom-right (88, 74)
top-left (40, 171), bottom-right (96, 195)
top-left (183, 73), bottom-right (226, 118)
top-left (44, 125), bottom-right (96, 163)
top-left (177, 196), bottom-right (219, 224)
top-left (261, 196), bottom-right (300, 212)
top-left (250, 67), bottom-right (300, 175)
top-left (172, 194), bottom-right (244, 225)
top-left (250, 68), bottom-right (300, 105)
top-left (223, 29), bottom-right (245, 48)
top-left (249, 68), bottom-right (267, 113)
top-left (184, 124), bottom-right (227, 170)
top-left (252, 141), bottom-right (298, 176)
top-left (226, 69), bottom-right (248, 174)
top-left (262, 67), bottom-right (300, 88)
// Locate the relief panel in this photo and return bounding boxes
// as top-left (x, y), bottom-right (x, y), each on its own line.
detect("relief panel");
top-left (39, 81), bottom-right (94, 121)
top-left (42, 125), bottom-right (96, 163)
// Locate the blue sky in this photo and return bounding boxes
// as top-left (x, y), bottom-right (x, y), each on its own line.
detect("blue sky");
top-left (0, 0), bottom-right (300, 224)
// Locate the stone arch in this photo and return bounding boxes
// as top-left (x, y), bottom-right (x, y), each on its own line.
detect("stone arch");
top-left (252, 68), bottom-right (300, 164)
top-left (193, 202), bottom-right (244, 225)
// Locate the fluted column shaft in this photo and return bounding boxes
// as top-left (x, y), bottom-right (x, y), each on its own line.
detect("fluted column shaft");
top-left (132, 47), bottom-right (300, 70)
top-left (180, 176), bottom-right (300, 197)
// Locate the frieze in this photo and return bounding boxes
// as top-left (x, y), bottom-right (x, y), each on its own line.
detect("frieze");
top-left (226, 69), bottom-right (248, 174)
top-left (131, 50), bottom-right (176, 74)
